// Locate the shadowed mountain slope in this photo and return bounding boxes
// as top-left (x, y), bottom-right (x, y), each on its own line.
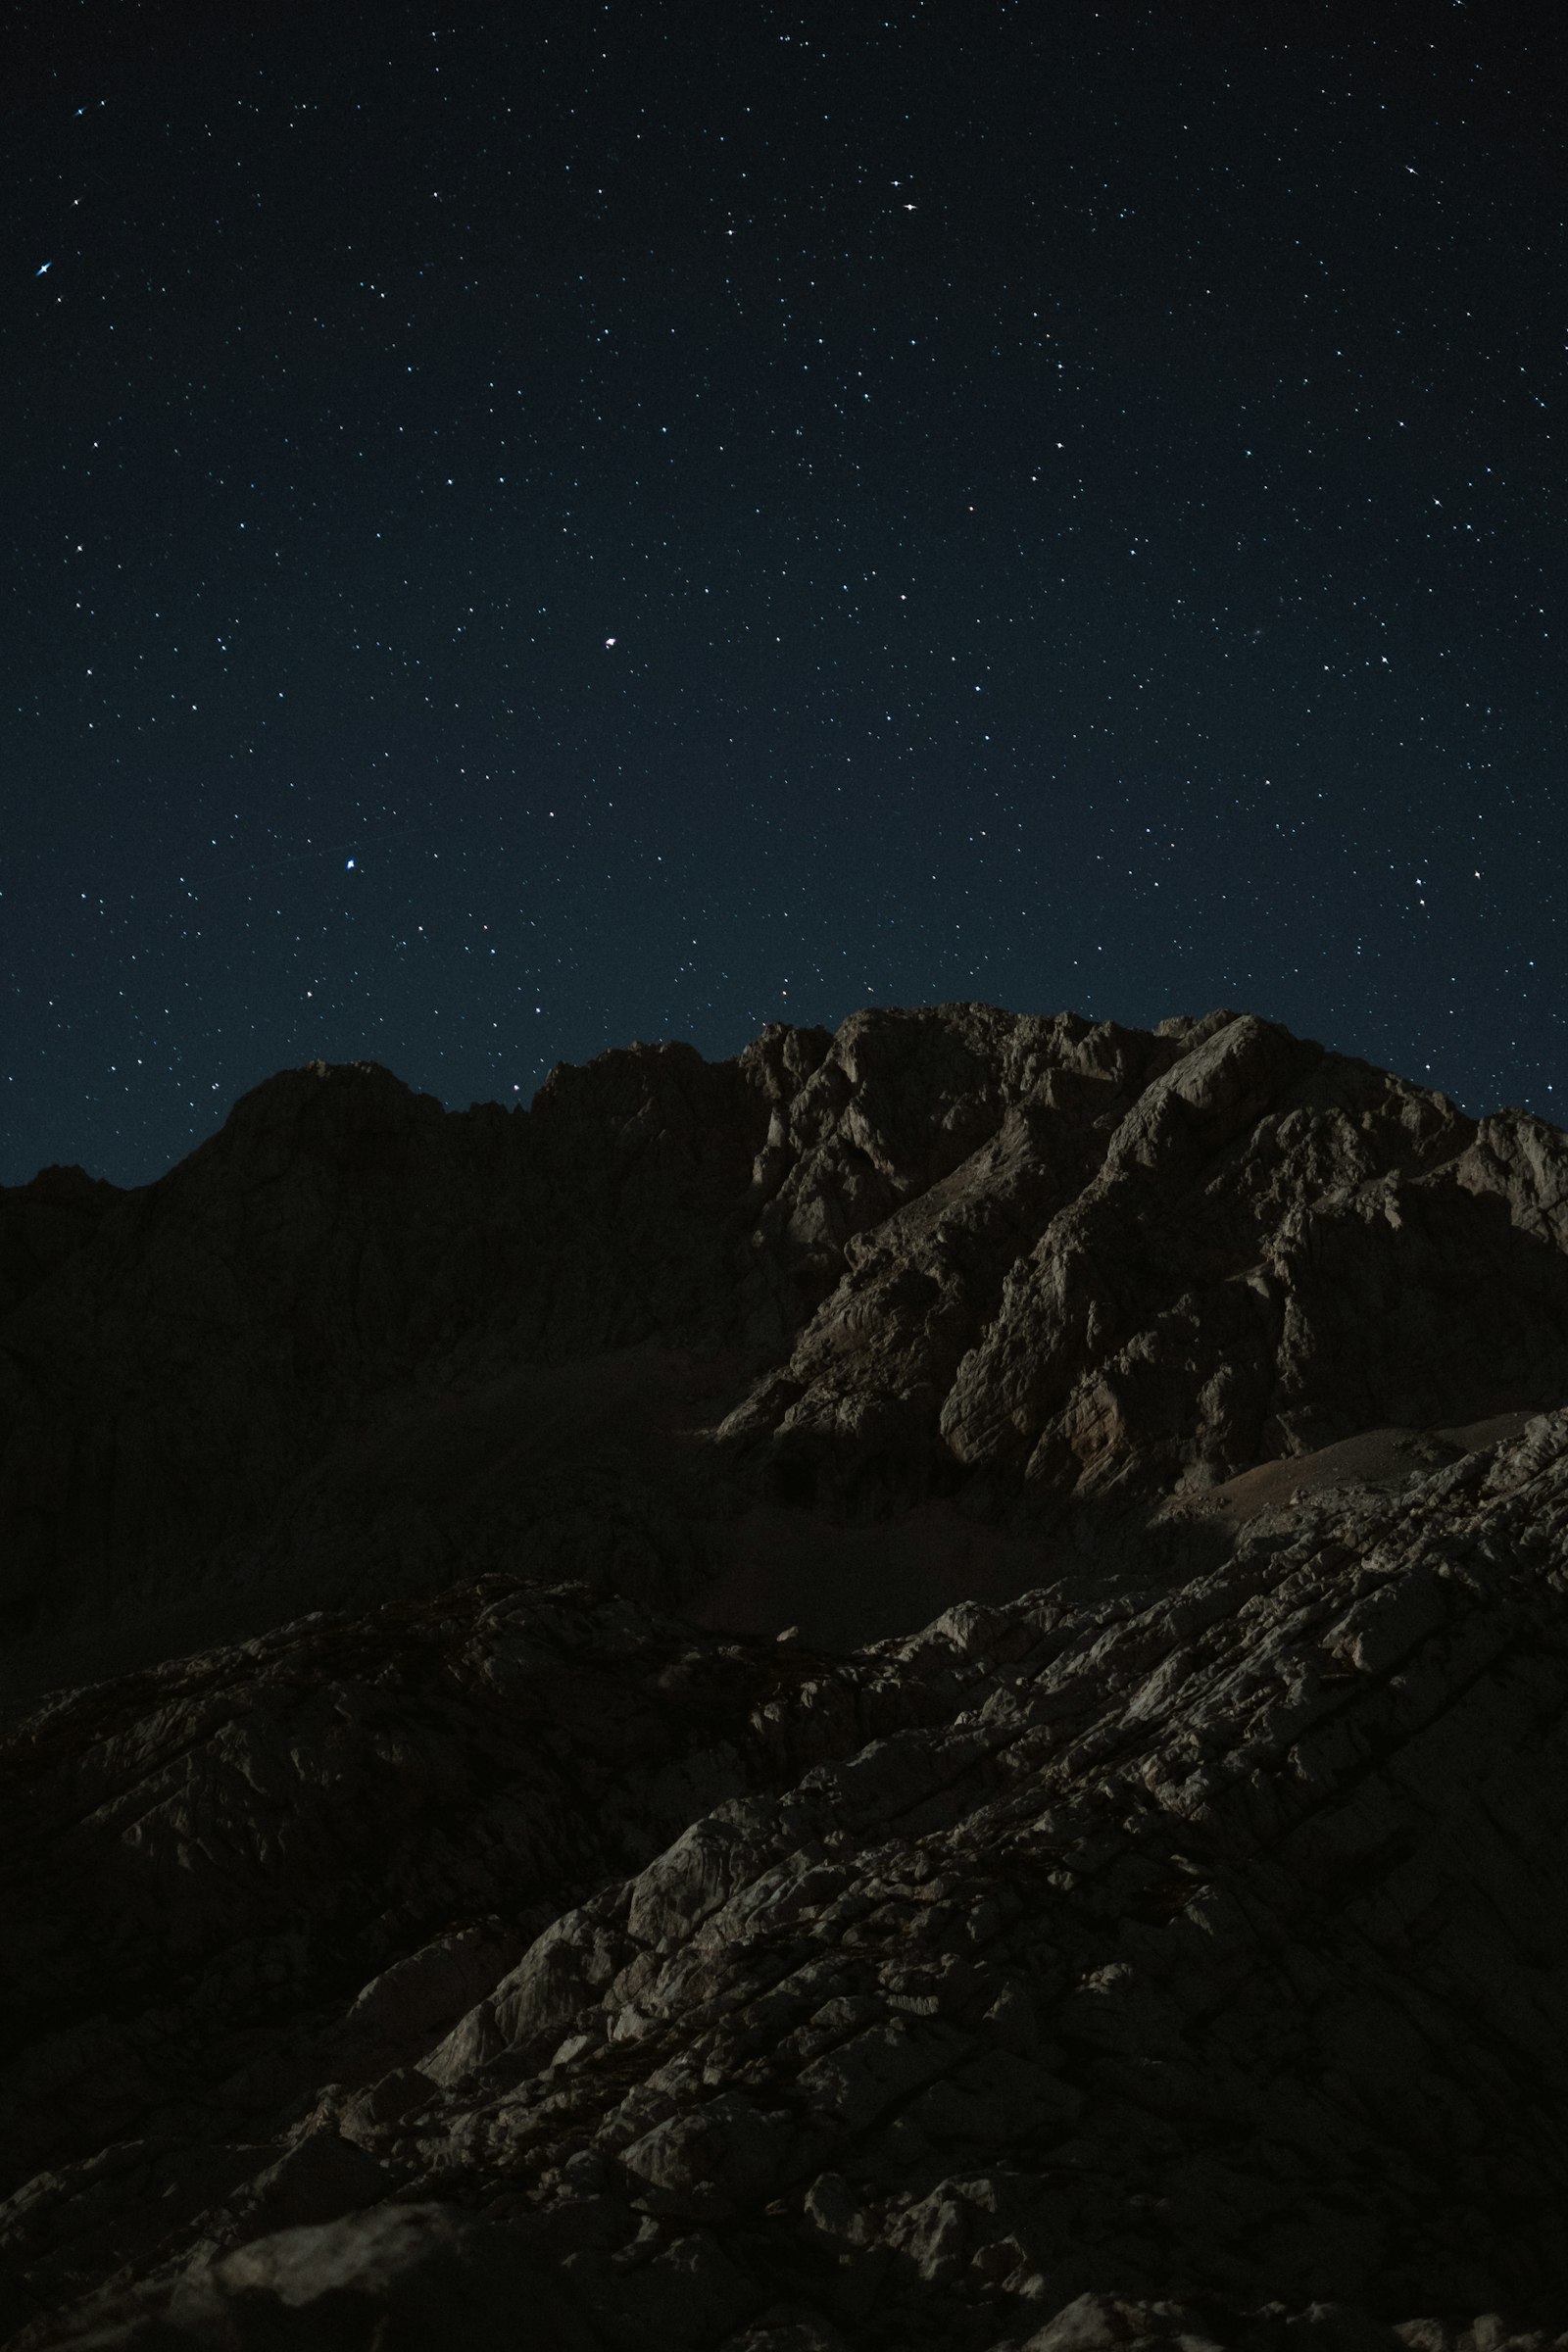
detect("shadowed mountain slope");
top-left (6, 1005), bottom-right (1568, 2345)
top-left (4, 1004), bottom-right (1567, 1709)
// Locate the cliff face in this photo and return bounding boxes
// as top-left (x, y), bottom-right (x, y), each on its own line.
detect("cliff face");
top-left (724, 1005), bottom-right (1568, 1506)
top-left (3, 1004), bottom-right (1567, 1698)
top-left (4, 1005), bottom-right (1568, 2349)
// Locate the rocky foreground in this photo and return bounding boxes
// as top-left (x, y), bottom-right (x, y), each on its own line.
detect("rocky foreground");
top-left (4, 1408), bottom-right (1568, 2346)
top-left (4, 1004), bottom-right (1568, 2345)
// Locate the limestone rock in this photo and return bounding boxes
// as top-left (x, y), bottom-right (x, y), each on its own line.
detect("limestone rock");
top-left (22, 2202), bottom-right (600, 2350)
top-left (6, 1409), bottom-right (1568, 2343)
top-left (5, 1006), bottom-right (1568, 1709)
top-left (7, 1008), bottom-right (1568, 2347)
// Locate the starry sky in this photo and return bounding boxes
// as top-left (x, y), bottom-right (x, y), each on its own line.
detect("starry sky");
top-left (5, 0), bottom-right (1565, 1187)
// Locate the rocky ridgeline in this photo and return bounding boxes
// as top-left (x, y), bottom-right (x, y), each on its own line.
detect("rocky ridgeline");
top-left (3, 1409), bottom-right (1568, 2346)
top-left (4, 1004), bottom-right (1568, 1700)
top-left (4, 1004), bottom-right (1568, 2345)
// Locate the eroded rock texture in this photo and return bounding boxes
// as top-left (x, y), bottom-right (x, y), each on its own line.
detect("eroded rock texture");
top-left (5, 1004), bottom-right (1568, 2346)
top-left (4, 1411), bottom-right (1568, 2346)
top-left (4, 1004), bottom-right (1568, 1704)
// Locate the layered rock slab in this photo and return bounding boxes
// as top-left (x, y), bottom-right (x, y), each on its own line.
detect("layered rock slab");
top-left (7, 1410), bottom-right (1568, 2346)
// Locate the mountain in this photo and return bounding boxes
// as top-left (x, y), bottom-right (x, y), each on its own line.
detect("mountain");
top-left (5, 1003), bottom-right (1567, 1705)
top-left (3, 1004), bottom-right (1568, 2348)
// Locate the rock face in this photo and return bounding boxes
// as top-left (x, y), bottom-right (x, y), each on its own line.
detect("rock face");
top-left (5, 1411), bottom-right (1568, 2346)
top-left (4, 1004), bottom-right (1568, 2346)
top-left (4, 1004), bottom-right (1568, 1705)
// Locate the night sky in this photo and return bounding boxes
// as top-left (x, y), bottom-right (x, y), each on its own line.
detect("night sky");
top-left (5, 2), bottom-right (1565, 1188)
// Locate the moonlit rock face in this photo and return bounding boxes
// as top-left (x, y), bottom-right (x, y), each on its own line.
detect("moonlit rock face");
top-left (8, 1414), bottom-right (1568, 2345)
top-left (4, 1005), bottom-right (1568, 2347)
top-left (2, 1003), bottom-right (1567, 1689)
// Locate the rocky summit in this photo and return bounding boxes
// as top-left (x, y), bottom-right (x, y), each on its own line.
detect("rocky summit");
top-left (3, 1003), bottom-right (1568, 2350)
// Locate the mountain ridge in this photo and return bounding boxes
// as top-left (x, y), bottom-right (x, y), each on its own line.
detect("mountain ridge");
top-left (3, 1003), bottom-right (1566, 1708)
top-left (4, 1004), bottom-right (1568, 2347)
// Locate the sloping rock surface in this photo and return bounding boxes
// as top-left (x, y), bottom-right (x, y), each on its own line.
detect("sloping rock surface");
top-left (4, 1408), bottom-right (1568, 2344)
top-left (5, 1005), bottom-right (1568, 1708)
top-left (8, 1006), bottom-right (1568, 2346)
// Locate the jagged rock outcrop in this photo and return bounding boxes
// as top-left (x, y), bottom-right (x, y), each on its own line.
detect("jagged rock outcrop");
top-left (4, 1005), bottom-right (1568, 1708)
top-left (5, 1408), bottom-right (1568, 2346)
top-left (727, 1007), bottom-right (1568, 1509)
top-left (7, 1006), bottom-right (1568, 2345)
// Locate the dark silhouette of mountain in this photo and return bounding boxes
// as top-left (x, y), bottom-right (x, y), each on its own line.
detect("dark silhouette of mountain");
top-left (4, 1005), bottom-right (1568, 2348)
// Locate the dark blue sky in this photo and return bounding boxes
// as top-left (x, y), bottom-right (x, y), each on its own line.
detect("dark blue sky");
top-left (5, 0), bottom-right (1564, 1186)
